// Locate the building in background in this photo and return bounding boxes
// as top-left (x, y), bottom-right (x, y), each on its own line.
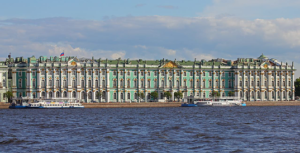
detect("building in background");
top-left (0, 54), bottom-right (296, 102)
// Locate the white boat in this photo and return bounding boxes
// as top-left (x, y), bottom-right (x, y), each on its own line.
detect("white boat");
top-left (211, 97), bottom-right (242, 106)
top-left (194, 97), bottom-right (243, 107)
top-left (22, 98), bottom-right (84, 109)
top-left (193, 98), bottom-right (213, 107)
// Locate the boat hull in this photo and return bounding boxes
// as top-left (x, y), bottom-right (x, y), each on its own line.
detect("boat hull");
top-left (181, 104), bottom-right (197, 107)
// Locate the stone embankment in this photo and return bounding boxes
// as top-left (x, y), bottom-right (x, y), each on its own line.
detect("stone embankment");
top-left (82, 102), bottom-right (182, 108)
top-left (246, 101), bottom-right (300, 106)
top-left (0, 103), bottom-right (9, 109)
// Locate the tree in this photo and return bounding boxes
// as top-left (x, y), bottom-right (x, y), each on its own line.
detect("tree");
top-left (212, 91), bottom-right (220, 97)
top-left (228, 91), bottom-right (235, 97)
top-left (136, 92), bottom-right (145, 102)
top-left (164, 91), bottom-right (172, 101)
top-left (295, 78), bottom-right (300, 96)
top-left (96, 92), bottom-right (102, 102)
top-left (174, 91), bottom-right (183, 102)
top-left (4, 91), bottom-right (13, 103)
top-left (150, 91), bottom-right (158, 101)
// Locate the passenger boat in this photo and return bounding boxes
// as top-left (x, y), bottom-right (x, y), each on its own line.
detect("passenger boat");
top-left (9, 98), bottom-right (84, 109)
top-left (194, 97), bottom-right (244, 107)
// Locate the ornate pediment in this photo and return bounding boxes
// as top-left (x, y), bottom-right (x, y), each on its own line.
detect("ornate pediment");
top-left (68, 58), bottom-right (80, 66)
top-left (162, 61), bottom-right (178, 68)
top-left (260, 62), bottom-right (270, 68)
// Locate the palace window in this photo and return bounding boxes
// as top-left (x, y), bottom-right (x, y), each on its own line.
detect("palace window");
top-left (161, 80), bottom-right (164, 87)
top-left (127, 93), bottom-right (130, 99)
top-left (162, 71), bottom-right (165, 76)
top-left (251, 81), bottom-right (254, 86)
top-left (184, 71), bottom-right (186, 76)
top-left (222, 80), bottom-right (225, 87)
top-left (121, 93), bottom-right (124, 99)
top-left (184, 80), bottom-right (186, 87)
top-left (32, 71), bottom-right (36, 77)
top-left (169, 80), bottom-right (172, 87)
top-left (49, 92), bottom-right (52, 98)
top-left (120, 80), bottom-right (123, 87)
top-left (148, 80), bottom-right (150, 88)
top-left (245, 81), bottom-right (248, 87)
top-left (272, 81), bottom-right (274, 86)
top-left (190, 80), bottom-right (193, 88)
top-left (103, 70), bottom-right (106, 76)
top-left (127, 80), bottom-right (130, 87)
top-left (203, 92), bottom-right (206, 98)
top-left (209, 71), bottom-right (212, 76)
top-left (141, 71), bottom-right (144, 76)
top-left (177, 71), bottom-right (180, 76)
top-left (134, 80), bottom-right (137, 87)
top-left (154, 80), bottom-right (157, 88)
top-left (120, 71), bottom-right (123, 75)
top-left (215, 80), bottom-right (218, 87)
top-left (257, 72), bottom-right (260, 76)
top-left (257, 81), bottom-right (260, 87)
top-left (113, 71), bottom-right (117, 76)
top-left (41, 80), bottom-right (45, 88)
top-left (169, 71), bottom-right (172, 76)
top-left (63, 80), bottom-right (67, 88)
top-left (63, 91), bottom-right (67, 98)
top-left (114, 93), bottom-right (117, 100)
top-left (239, 72), bottom-right (242, 77)
top-left (209, 80), bottom-right (212, 87)
top-left (141, 81), bottom-right (144, 88)
top-left (82, 80), bottom-right (85, 87)
top-left (72, 70), bottom-right (76, 75)
top-left (72, 91), bottom-right (76, 98)
top-left (88, 70), bottom-right (92, 75)
top-left (228, 80), bottom-right (231, 88)
top-left (33, 79), bottom-right (36, 88)
top-left (148, 71), bottom-right (150, 76)
top-left (56, 70), bottom-right (59, 75)
top-left (102, 79), bottom-right (106, 87)
top-left (216, 72), bottom-right (219, 76)
top-left (127, 71), bottom-right (130, 76)
top-left (41, 70), bottom-right (45, 75)
top-left (251, 71), bottom-right (254, 76)
top-left (42, 92), bottom-right (45, 98)
top-left (95, 70), bottom-right (98, 75)
top-left (56, 80), bottom-right (59, 87)
top-left (134, 71), bottom-right (137, 76)
top-left (190, 71), bottom-right (193, 76)
top-left (81, 70), bottom-right (84, 75)
top-left (203, 80), bottom-right (205, 88)
top-left (88, 80), bottom-right (92, 88)
top-left (177, 80), bottom-right (179, 87)
top-left (264, 81), bottom-right (267, 86)
top-left (19, 72), bottom-right (22, 77)
top-left (113, 80), bottom-right (117, 87)
top-left (289, 81), bottom-right (291, 86)
top-left (88, 92), bottom-right (92, 99)
top-left (49, 80), bottom-right (52, 87)
top-left (95, 80), bottom-right (98, 88)
top-left (229, 72), bottom-right (231, 77)
top-left (72, 80), bottom-right (76, 88)
top-left (239, 81), bottom-right (242, 86)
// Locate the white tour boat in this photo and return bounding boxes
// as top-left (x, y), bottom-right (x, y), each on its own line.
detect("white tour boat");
top-left (27, 98), bottom-right (84, 109)
top-left (193, 97), bottom-right (243, 107)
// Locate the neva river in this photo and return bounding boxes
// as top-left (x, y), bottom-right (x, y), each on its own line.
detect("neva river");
top-left (1, 106), bottom-right (300, 152)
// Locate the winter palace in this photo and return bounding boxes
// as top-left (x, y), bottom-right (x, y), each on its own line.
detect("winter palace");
top-left (0, 54), bottom-right (296, 102)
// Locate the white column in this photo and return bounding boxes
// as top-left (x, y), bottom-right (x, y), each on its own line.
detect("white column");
top-left (107, 91), bottom-right (110, 102)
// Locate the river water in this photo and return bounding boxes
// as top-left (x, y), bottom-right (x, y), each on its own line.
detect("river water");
top-left (0, 106), bottom-right (300, 152)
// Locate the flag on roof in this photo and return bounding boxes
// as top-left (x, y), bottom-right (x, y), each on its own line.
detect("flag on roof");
top-left (60, 52), bottom-right (64, 56)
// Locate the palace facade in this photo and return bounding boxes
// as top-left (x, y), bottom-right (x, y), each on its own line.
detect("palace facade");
top-left (0, 54), bottom-right (296, 102)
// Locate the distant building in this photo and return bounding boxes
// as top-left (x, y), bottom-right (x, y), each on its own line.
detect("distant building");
top-left (0, 54), bottom-right (296, 102)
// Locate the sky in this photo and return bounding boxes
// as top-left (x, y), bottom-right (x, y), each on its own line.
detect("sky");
top-left (1, 0), bottom-right (300, 78)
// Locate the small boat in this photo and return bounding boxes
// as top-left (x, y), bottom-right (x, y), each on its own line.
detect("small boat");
top-left (181, 103), bottom-right (197, 107)
top-left (193, 97), bottom-right (243, 107)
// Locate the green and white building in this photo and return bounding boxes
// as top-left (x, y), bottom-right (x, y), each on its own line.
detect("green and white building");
top-left (1, 54), bottom-right (296, 102)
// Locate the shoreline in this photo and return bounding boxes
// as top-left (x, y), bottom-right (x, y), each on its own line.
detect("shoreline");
top-left (1, 101), bottom-right (300, 109)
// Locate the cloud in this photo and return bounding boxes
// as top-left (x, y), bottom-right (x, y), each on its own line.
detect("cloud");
top-left (157, 5), bottom-right (178, 9)
top-left (201, 0), bottom-right (300, 19)
top-left (1, 16), bottom-right (300, 78)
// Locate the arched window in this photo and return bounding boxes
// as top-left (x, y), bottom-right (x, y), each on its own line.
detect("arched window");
top-left (161, 80), bottom-right (164, 87)
top-left (272, 91), bottom-right (275, 98)
top-left (215, 80), bottom-right (218, 87)
top-left (177, 80), bottom-right (179, 87)
top-left (135, 93), bottom-right (137, 99)
top-left (56, 80), bottom-right (59, 87)
top-left (113, 80), bottom-right (117, 87)
top-left (81, 92), bottom-right (85, 99)
top-left (81, 80), bottom-right (84, 87)
top-left (127, 93), bottom-right (130, 99)
top-left (56, 92), bottom-right (60, 98)
top-left (203, 92), bottom-right (206, 98)
top-left (121, 93), bottom-right (124, 99)
top-left (169, 80), bottom-right (172, 87)
top-left (95, 80), bottom-right (98, 88)
top-left (197, 80), bottom-right (200, 88)
top-left (265, 91), bottom-right (267, 99)
top-left (88, 80), bottom-right (91, 88)
top-left (278, 91), bottom-right (280, 98)
top-left (257, 81), bottom-right (260, 86)
top-left (41, 80), bottom-right (45, 88)
top-left (252, 91), bottom-right (255, 98)
top-left (88, 92), bottom-right (92, 99)
top-left (257, 91), bottom-right (260, 99)
top-left (49, 92), bottom-right (52, 98)
top-left (161, 93), bottom-right (164, 99)
top-left (239, 81), bottom-right (242, 86)
top-left (102, 91), bottom-right (106, 99)
top-left (134, 80), bottom-right (137, 87)
top-left (102, 79), bottom-right (106, 87)
top-left (147, 80), bottom-right (150, 88)
top-left (240, 91), bottom-right (243, 98)
top-left (42, 92), bottom-right (45, 98)
top-left (113, 93), bottom-right (117, 99)
top-left (209, 80), bottom-right (212, 87)
top-left (72, 80), bottom-right (76, 88)
top-left (33, 79), bottom-right (36, 88)
top-left (141, 81), bottom-right (144, 88)
top-left (283, 91), bottom-right (286, 98)
top-left (33, 92), bottom-right (36, 98)
top-left (72, 91), bottom-right (76, 98)
top-left (190, 80), bottom-right (193, 88)
top-left (63, 91), bottom-right (67, 98)
top-left (95, 91), bottom-right (99, 99)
